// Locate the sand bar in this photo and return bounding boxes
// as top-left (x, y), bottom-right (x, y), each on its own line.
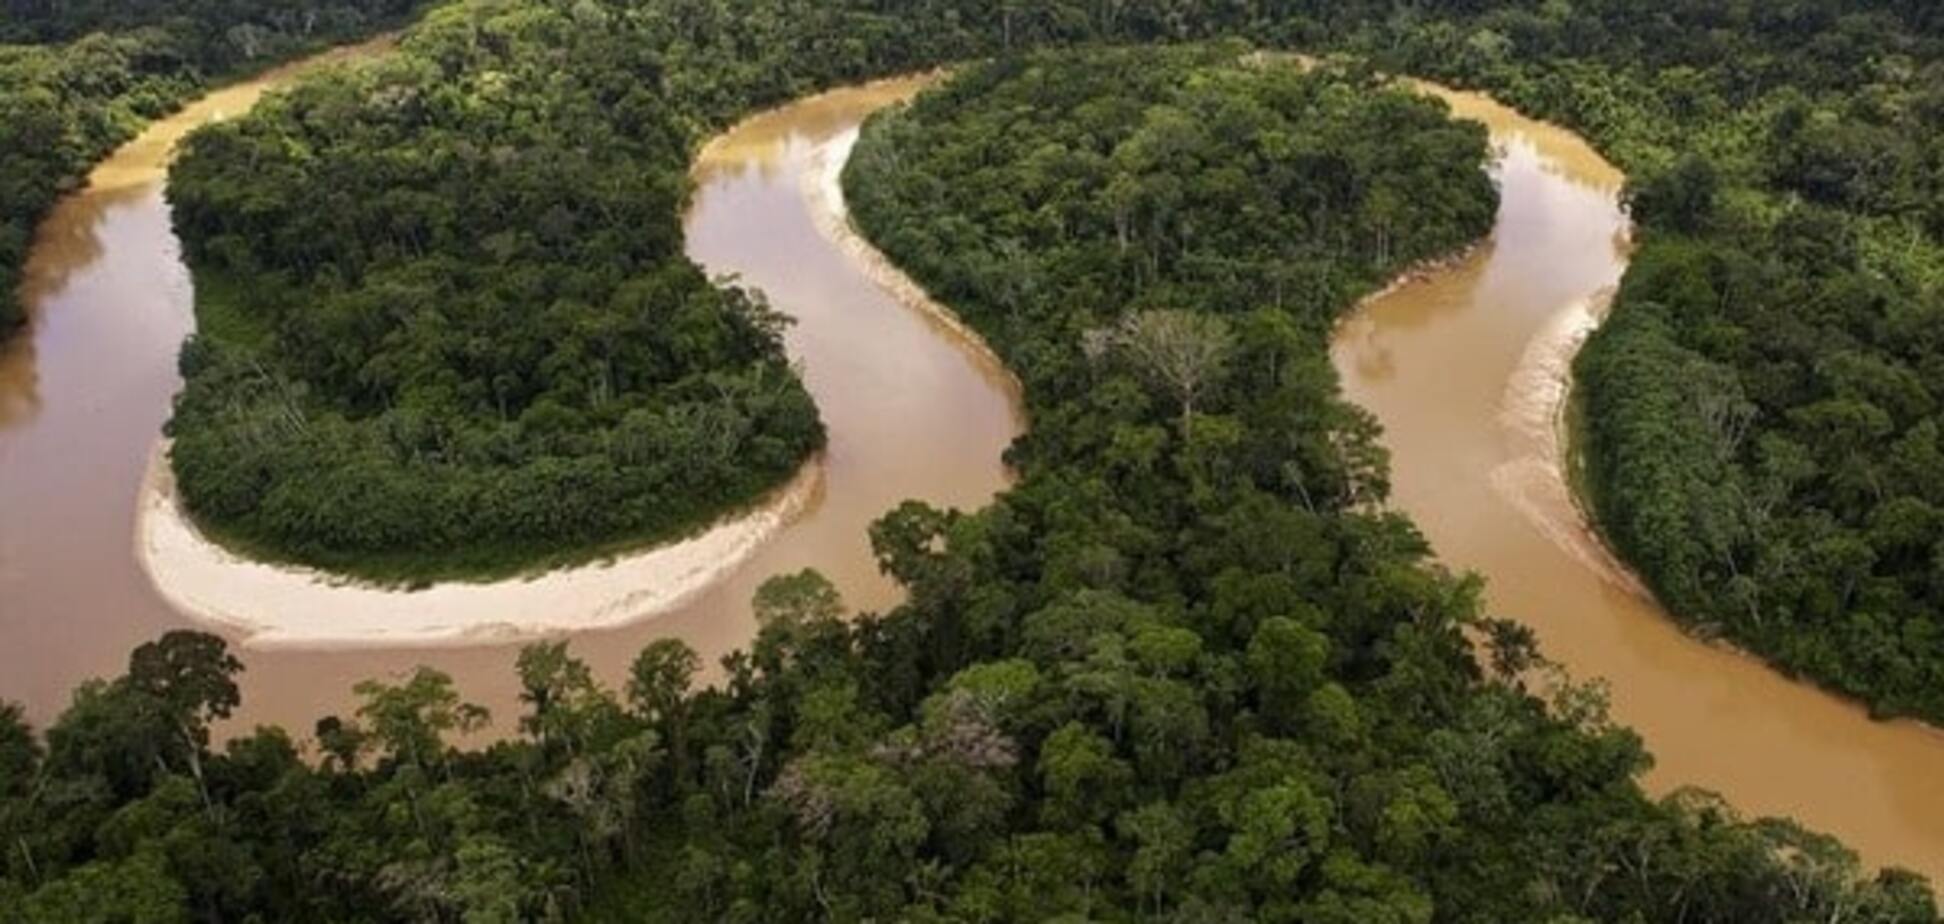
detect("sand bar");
top-left (135, 445), bottom-right (822, 649)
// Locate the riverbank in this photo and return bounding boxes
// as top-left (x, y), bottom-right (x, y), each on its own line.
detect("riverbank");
top-left (800, 90), bottom-right (1028, 411)
top-left (134, 442), bottom-right (824, 648)
top-left (1488, 287), bottom-right (1653, 598)
top-left (1330, 82), bottom-right (1944, 883)
top-left (1, 28), bottom-right (402, 342)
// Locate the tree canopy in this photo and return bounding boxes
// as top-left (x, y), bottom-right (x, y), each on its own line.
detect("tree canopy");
top-left (162, 0), bottom-right (855, 578)
top-left (8, 0), bottom-right (1944, 918)
top-left (0, 0), bottom-right (416, 340)
top-left (9, 40), bottom-right (1935, 920)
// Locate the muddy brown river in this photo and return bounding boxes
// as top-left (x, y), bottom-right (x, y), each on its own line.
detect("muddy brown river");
top-left (1, 70), bottom-right (1017, 744)
top-left (1334, 87), bottom-right (1944, 881)
top-left (4, 52), bottom-right (1944, 882)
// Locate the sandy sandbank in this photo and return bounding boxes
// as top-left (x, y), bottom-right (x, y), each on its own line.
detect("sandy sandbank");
top-left (1487, 288), bottom-right (1651, 598)
top-left (135, 444), bottom-right (822, 649)
top-left (802, 125), bottom-right (1028, 406)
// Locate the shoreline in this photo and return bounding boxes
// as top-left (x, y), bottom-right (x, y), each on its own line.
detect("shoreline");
top-left (1486, 288), bottom-right (1655, 598)
top-left (802, 121), bottom-right (1029, 412)
top-left (1352, 240), bottom-right (1488, 315)
top-left (134, 442), bottom-right (824, 649)
top-left (128, 61), bottom-right (864, 652)
top-left (127, 72), bottom-right (1000, 653)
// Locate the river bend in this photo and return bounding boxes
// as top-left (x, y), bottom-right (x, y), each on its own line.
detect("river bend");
top-left (3, 55), bottom-right (1942, 881)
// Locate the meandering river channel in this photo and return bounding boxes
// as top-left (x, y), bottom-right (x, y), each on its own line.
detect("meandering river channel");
top-left (1, 68), bottom-right (1018, 750)
top-left (4, 49), bottom-right (1944, 881)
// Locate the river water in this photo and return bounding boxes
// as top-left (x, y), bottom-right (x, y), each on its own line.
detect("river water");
top-left (1, 71), bottom-right (1018, 743)
top-left (1333, 87), bottom-right (1944, 881)
top-left (5, 53), bottom-right (1944, 882)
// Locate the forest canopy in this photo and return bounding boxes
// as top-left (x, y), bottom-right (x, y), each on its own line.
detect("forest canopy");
top-left (7, 0), bottom-right (1944, 919)
top-left (10, 41), bottom-right (1931, 921)
top-left (161, 0), bottom-right (849, 578)
top-left (0, 0), bottom-right (416, 340)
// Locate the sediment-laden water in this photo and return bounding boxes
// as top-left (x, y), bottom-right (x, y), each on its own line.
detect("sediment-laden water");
top-left (8, 59), bottom-right (1944, 882)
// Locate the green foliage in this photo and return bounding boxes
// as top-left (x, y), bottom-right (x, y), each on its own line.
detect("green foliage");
top-left (9, 0), bottom-right (1944, 920)
top-left (162, 0), bottom-right (928, 577)
top-left (0, 0), bottom-right (416, 342)
top-left (0, 0), bottom-right (420, 49)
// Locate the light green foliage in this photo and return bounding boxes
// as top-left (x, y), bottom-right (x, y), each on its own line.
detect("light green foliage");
top-left (751, 569), bottom-right (846, 633)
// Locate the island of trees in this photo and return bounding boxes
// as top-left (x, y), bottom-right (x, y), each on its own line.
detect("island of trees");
top-left (7, 20), bottom-right (1939, 917)
top-left (0, 0), bottom-right (418, 339)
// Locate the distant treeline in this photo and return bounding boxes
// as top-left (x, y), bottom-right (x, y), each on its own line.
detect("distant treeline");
top-left (0, 0), bottom-right (416, 339)
top-left (0, 0), bottom-right (415, 46)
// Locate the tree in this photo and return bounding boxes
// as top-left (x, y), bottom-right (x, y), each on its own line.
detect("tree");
top-left (1108, 309), bottom-right (1236, 430)
top-left (18, 848), bottom-right (189, 924)
top-left (753, 569), bottom-right (846, 631)
top-left (628, 638), bottom-right (699, 782)
top-left (515, 641), bottom-right (610, 759)
top-left (448, 837), bottom-right (527, 924)
top-left (751, 569), bottom-right (848, 674)
top-left (352, 667), bottom-right (488, 776)
top-left (124, 632), bottom-right (243, 812)
top-left (1118, 801), bottom-right (1194, 914)
top-left (1037, 722), bottom-right (1132, 829)
top-left (0, 703), bottom-right (38, 801)
top-left (1247, 616), bottom-right (1329, 729)
top-left (313, 715), bottom-right (368, 773)
top-left (1624, 153), bottom-right (1719, 233)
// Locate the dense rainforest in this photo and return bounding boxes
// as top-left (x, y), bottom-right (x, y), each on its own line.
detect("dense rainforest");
top-left (0, 0), bottom-right (416, 339)
top-left (141, 0), bottom-right (1944, 710)
top-left (160, 0), bottom-right (951, 577)
top-left (6, 0), bottom-right (1944, 919)
top-left (8, 22), bottom-right (1940, 917)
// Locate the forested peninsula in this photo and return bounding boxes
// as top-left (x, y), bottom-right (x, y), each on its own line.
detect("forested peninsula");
top-left (7, 0), bottom-right (1944, 920)
top-left (0, 0), bottom-right (418, 339)
top-left (160, 3), bottom-right (842, 579)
